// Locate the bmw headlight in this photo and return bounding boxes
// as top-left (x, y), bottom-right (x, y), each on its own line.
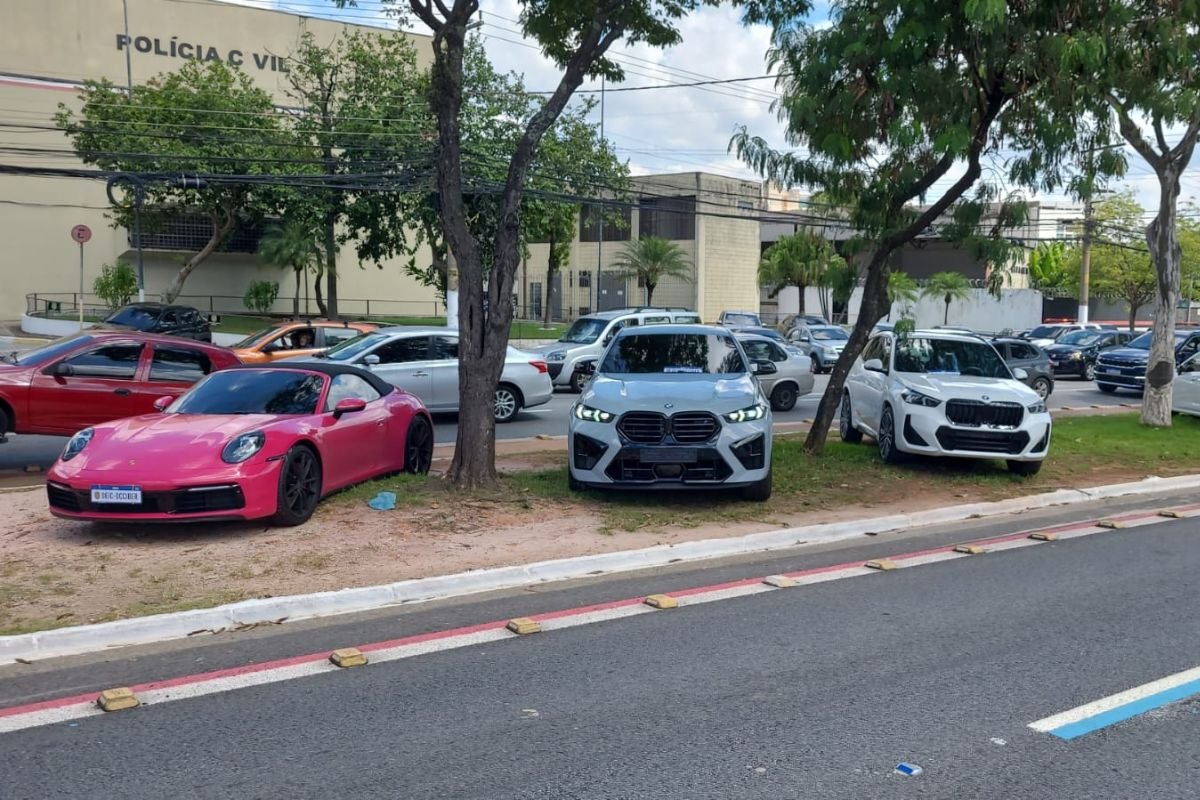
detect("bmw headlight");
top-left (61, 428), bottom-right (94, 462)
top-left (1027, 401), bottom-right (1048, 414)
top-left (546, 350), bottom-right (567, 362)
top-left (221, 431), bottom-right (266, 464)
top-left (900, 388), bottom-right (942, 408)
top-left (573, 404), bottom-right (614, 423)
top-left (723, 403), bottom-right (768, 423)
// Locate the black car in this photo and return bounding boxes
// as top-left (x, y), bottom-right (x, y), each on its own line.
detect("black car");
top-left (1094, 328), bottom-right (1200, 393)
top-left (992, 337), bottom-right (1055, 399)
top-left (1044, 329), bottom-right (1136, 381)
top-left (99, 303), bottom-right (212, 342)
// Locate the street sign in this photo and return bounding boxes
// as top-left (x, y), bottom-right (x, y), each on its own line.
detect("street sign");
top-left (70, 224), bottom-right (92, 244)
top-left (71, 224), bottom-right (91, 326)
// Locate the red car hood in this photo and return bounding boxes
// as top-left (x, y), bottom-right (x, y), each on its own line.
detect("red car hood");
top-left (66, 413), bottom-right (283, 473)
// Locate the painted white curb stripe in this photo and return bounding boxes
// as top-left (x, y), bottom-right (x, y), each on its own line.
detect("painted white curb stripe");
top-left (3, 475), bottom-right (1198, 665)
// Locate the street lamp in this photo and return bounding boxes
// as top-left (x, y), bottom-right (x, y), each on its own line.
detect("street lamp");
top-left (105, 174), bottom-right (206, 302)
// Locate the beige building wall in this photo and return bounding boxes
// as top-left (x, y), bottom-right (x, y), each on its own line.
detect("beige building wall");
top-left (0, 0), bottom-right (437, 321)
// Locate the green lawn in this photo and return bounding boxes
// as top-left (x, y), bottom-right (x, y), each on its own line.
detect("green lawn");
top-left (332, 413), bottom-right (1200, 533)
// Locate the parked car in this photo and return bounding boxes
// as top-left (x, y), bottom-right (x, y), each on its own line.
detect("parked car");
top-left (530, 308), bottom-right (702, 392)
top-left (45, 363), bottom-right (432, 526)
top-left (729, 326), bottom-right (805, 355)
top-left (1094, 328), bottom-right (1200, 393)
top-left (716, 310), bottom-right (762, 327)
top-left (99, 303), bottom-right (212, 342)
top-left (992, 337), bottom-right (1055, 399)
top-left (303, 327), bottom-right (552, 423)
top-left (568, 325), bottom-right (773, 500)
top-left (735, 332), bottom-right (814, 411)
top-left (1044, 329), bottom-right (1136, 381)
top-left (0, 332), bottom-right (240, 438)
top-left (1172, 353), bottom-right (1200, 416)
top-left (232, 320), bottom-right (378, 364)
top-left (781, 314), bottom-right (831, 340)
top-left (872, 322), bottom-right (896, 335)
top-left (788, 324), bottom-right (850, 373)
top-left (1024, 322), bottom-right (1105, 348)
top-left (840, 329), bottom-right (1051, 475)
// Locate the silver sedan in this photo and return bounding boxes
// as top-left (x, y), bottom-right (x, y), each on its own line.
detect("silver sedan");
top-left (736, 333), bottom-right (815, 411)
top-left (293, 327), bottom-right (553, 423)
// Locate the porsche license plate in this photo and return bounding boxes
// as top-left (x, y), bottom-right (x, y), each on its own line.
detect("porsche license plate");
top-left (91, 485), bottom-right (143, 504)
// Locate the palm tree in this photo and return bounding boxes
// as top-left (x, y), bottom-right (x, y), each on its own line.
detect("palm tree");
top-left (922, 271), bottom-right (973, 326)
top-left (258, 220), bottom-right (325, 317)
top-left (886, 271), bottom-right (919, 320)
top-left (612, 236), bottom-right (693, 306)
top-left (759, 231), bottom-right (838, 314)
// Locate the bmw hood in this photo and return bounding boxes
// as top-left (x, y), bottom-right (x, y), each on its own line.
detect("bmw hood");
top-left (584, 374), bottom-right (762, 414)
top-left (898, 374), bottom-right (1039, 404)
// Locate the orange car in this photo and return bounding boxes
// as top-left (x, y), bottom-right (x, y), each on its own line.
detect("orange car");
top-left (231, 320), bottom-right (378, 363)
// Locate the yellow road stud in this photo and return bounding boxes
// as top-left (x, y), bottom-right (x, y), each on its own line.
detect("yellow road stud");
top-left (953, 545), bottom-right (986, 555)
top-left (1097, 520), bottom-right (1123, 529)
top-left (1159, 510), bottom-right (1185, 518)
top-left (96, 687), bottom-right (139, 712)
top-left (865, 559), bottom-right (897, 571)
top-left (1029, 531), bottom-right (1057, 541)
top-left (506, 617), bottom-right (542, 635)
top-left (762, 575), bottom-right (797, 588)
top-left (644, 594), bottom-right (679, 609)
top-left (329, 647), bottom-right (368, 668)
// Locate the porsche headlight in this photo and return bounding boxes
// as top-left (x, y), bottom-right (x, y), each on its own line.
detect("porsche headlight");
top-left (61, 428), bottom-right (94, 462)
top-left (573, 404), bottom-right (614, 423)
top-left (723, 403), bottom-right (768, 423)
top-left (1027, 401), bottom-right (1048, 414)
top-left (900, 388), bottom-right (942, 408)
top-left (222, 431), bottom-right (266, 464)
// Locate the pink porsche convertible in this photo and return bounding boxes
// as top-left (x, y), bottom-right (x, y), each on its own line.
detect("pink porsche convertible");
top-left (46, 363), bottom-right (433, 526)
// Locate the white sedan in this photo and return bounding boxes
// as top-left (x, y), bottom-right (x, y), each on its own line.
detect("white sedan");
top-left (296, 327), bottom-right (553, 422)
top-left (1174, 353), bottom-right (1200, 417)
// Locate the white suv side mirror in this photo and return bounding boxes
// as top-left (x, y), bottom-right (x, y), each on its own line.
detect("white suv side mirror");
top-left (864, 358), bottom-right (885, 373)
top-left (1012, 367), bottom-right (1029, 380)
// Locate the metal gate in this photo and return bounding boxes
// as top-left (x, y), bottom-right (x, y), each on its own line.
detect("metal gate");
top-left (598, 271), bottom-right (627, 312)
top-left (550, 272), bottom-right (563, 321)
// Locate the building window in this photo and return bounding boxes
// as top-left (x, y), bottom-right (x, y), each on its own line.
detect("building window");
top-left (639, 196), bottom-right (696, 240)
top-left (580, 203), bottom-right (632, 242)
top-left (737, 200), bottom-right (754, 212)
top-left (131, 212), bottom-right (274, 254)
top-left (578, 272), bottom-right (591, 288)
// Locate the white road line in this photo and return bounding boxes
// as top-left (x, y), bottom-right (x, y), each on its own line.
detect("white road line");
top-left (1029, 665), bottom-right (1200, 740)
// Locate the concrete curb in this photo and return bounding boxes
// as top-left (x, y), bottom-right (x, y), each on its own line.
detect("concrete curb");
top-left (0, 335), bottom-right (49, 347)
top-left (3, 473), bottom-right (1199, 664)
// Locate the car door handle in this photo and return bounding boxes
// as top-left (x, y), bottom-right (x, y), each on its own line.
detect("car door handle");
top-left (113, 388), bottom-right (132, 396)
top-left (409, 371), bottom-right (429, 377)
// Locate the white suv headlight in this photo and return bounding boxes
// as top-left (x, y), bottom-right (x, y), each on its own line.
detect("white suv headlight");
top-left (546, 350), bottom-right (567, 362)
top-left (573, 404), bottom-right (614, 423)
top-left (900, 388), bottom-right (942, 408)
top-left (1027, 401), bottom-right (1048, 414)
top-left (723, 403), bottom-right (768, 423)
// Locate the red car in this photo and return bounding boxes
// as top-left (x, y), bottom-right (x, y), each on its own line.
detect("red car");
top-left (46, 363), bottom-right (434, 526)
top-left (45, 362), bottom-right (436, 525)
top-left (0, 332), bottom-right (240, 439)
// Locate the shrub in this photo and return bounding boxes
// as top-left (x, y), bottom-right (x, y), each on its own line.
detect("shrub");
top-left (93, 262), bottom-right (139, 310)
top-left (243, 280), bottom-right (280, 314)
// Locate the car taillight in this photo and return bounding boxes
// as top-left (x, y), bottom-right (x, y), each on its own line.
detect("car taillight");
top-left (810, 357), bottom-right (817, 373)
top-left (530, 360), bottom-right (549, 374)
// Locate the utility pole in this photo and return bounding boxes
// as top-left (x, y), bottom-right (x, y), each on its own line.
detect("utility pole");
top-left (594, 76), bottom-right (605, 314)
top-left (121, 0), bottom-right (144, 301)
top-left (1078, 194), bottom-right (1094, 324)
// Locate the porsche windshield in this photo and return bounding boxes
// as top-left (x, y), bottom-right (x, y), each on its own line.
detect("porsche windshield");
top-left (170, 371), bottom-right (324, 415)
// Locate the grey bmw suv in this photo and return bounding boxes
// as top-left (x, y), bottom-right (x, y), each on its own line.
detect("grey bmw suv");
top-left (568, 325), bottom-right (774, 501)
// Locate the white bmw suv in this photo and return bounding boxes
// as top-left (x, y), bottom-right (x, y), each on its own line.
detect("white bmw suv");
top-left (840, 330), bottom-right (1051, 475)
top-left (568, 325), bottom-right (773, 500)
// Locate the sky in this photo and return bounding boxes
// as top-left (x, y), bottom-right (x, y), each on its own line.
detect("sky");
top-left (225, 0), bottom-right (1200, 220)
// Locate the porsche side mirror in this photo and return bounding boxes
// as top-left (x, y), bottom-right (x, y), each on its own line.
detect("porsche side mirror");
top-left (153, 396), bottom-right (173, 412)
top-left (333, 397), bottom-right (367, 418)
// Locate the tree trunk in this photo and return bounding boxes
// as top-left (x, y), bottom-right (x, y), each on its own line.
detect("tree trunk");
top-left (543, 233), bottom-right (557, 328)
top-left (323, 209), bottom-right (338, 320)
top-left (1141, 166), bottom-right (1183, 427)
top-left (798, 283), bottom-right (806, 315)
top-left (293, 268), bottom-right (301, 318)
top-left (163, 212), bottom-right (235, 302)
top-left (1128, 303), bottom-right (1138, 333)
top-left (645, 281), bottom-right (655, 307)
top-left (312, 260), bottom-right (327, 317)
top-left (943, 298), bottom-right (950, 326)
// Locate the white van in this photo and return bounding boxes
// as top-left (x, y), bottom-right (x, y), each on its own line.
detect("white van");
top-left (529, 307), bottom-right (702, 391)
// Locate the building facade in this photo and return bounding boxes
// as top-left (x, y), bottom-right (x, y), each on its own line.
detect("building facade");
top-left (516, 172), bottom-right (762, 324)
top-left (0, 0), bottom-right (438, 322)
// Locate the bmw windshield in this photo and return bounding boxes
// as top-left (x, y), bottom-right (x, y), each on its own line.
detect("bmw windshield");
top-left (600, 333), bottom-right (747, 375)
top-left (894, 338), bottom-right (1011, 378)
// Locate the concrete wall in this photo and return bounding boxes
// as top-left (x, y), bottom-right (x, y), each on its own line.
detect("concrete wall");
top-left (0, 0), bottom-right (438, 321)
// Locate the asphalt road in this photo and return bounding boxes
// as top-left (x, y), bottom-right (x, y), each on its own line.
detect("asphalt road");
top-left (1, 492), bottom-right (1198, 798)
top-left (0, 374), bottom-right (1138, 476)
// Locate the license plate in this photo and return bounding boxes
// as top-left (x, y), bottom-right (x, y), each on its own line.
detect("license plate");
top-left (1100, 367), bottom-right (1116, 374)
top-left (90, 485), bottom-right (143, 504)
top-left (639, 448), bottom-right (698, 464)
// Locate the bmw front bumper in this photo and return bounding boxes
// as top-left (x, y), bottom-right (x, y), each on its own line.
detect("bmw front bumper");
top-left (568, 418), bottom-right (772, 489)
top-left (894, 409), bottom-right (1052, 463)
